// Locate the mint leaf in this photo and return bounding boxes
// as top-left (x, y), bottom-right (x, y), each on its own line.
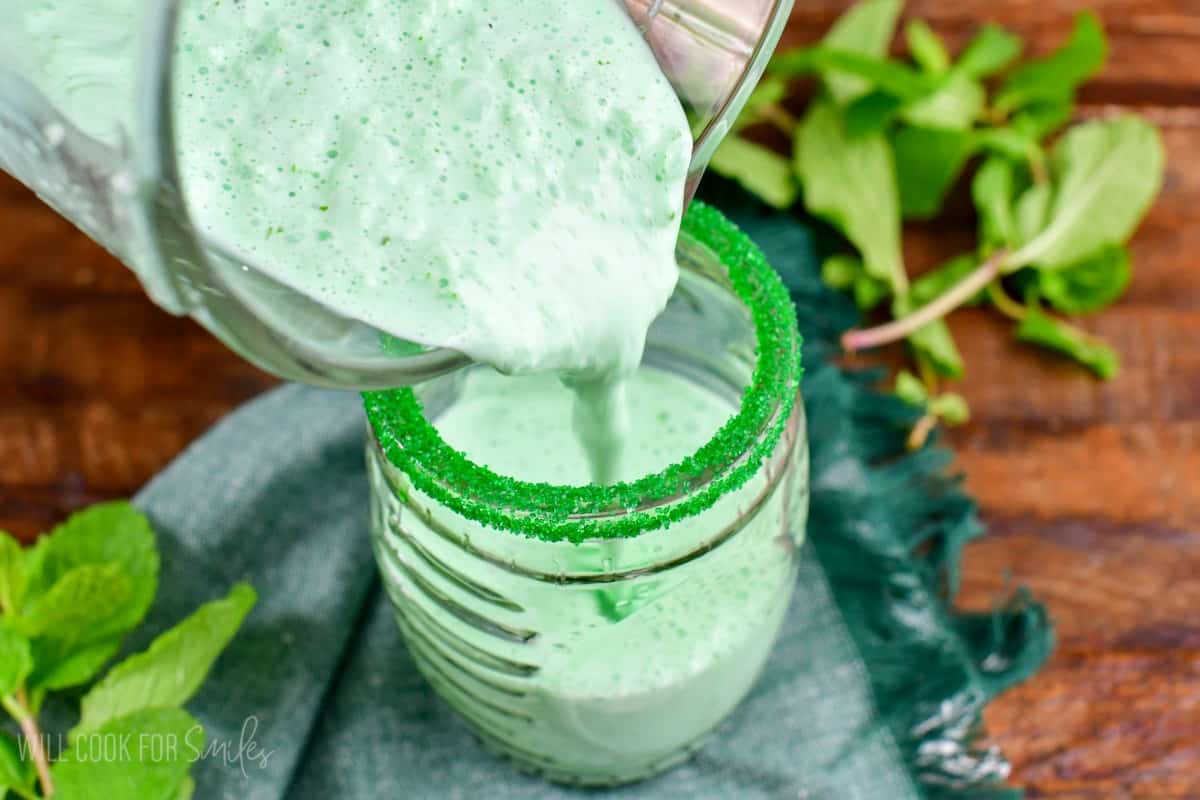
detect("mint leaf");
top-left (53, 708), bottom-right (202, 800)
top-left (1013, 100), bottom-right (1074, 139)
top-left (797, 100), bottom-right (906, 293)
top-left (816, 0), bottom-right (904, 105)
top-left (821, 255), bottom-right (889, 309)
top-left (776, 48), bottom-right (932, 101)
top-left (821, 255), bottom-right (861, 290)
top-left (1011, 117), bottom-right (1165, 270)
top-left (27, 502), bottom-right (158, 642)
top-left (20, 564), bottom-right (132, 639)
top-left (895, 370), bottom-right (929, 406)
top-left (1015, 308), bottom-right (1119, 378)
top-left (897, 375), bottom-right (969, 429)
top-left (176, 776), bottom-right (196, 800)
top-left (957, 24), bottom-right (1023, 79)
top-left (30, 637), bottom-right (122, 691)
top-left (732, 76), bottom-right (788, 133)
top-left (0, 733), bottom-right (31, 797)
top-left (0, 533), bottom-right (25, 616)
top-left (973, 157), bottom-right (1019, 248)
top-left (909, 319), bottom-right (965, 379)
top-left (895, 296), bottom-right (965, 379)
top-left (996, 12), bottom-right (1107, 113)
top-left (900, 73), bottom-right (985, 131)
top-left (911, 253), bottom-right (986, 308)
top-left (1038, 245), bottom-right (1132, 315)
top-left (907, 20), bottom-right (950, 74)
top-left (973, 127), bottom-right (1042, 167)
top-left (708, 137), bottom-right (798, 209)
top-left (854, 273), bottom-right (890, 311)
top-left (1015, 182), bottom-right (1052, 246)
top-left (844, 91), bottom-right (904, 138)
top-left (74, 583), bottom-right (256, 739)
top-left (891, 126), bottom-right (973, 219)
top-left (22, 562), bottom-right (133, 693)
top-left (0, 626), bottom-right (32, 697)
top-left (931, 393), bottom-right (971, 425)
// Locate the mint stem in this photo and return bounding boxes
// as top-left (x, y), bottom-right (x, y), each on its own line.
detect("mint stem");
top-left (14, 688), bottom-right (53, 798)
top-left (907, 413), bottom-right (939, 451)
top-left (986, 279), bottom-right (1028, 321)
top-left (759, 103), bottom-right (798, 136)
top-left (914, 351), bottom-right (940, 393)
top-left (842, 250), bottom-right (1009, 352)
top-left (1030, 153), bottom-right (1049, 185)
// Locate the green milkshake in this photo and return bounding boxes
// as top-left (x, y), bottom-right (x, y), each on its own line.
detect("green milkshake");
top-left (435, 368), bottom-right (733, 486)
top-left (6, 0), bottom-right (690, 374)
top-left (8, 0), bottom-right (692, 483)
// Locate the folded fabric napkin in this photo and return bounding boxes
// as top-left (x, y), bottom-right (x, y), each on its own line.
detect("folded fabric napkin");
top-left (130, 185), bottom-right (1053, 800)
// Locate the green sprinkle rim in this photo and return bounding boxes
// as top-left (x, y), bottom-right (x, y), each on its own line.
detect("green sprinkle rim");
top-left (362, 201), bottom-right (803, 543)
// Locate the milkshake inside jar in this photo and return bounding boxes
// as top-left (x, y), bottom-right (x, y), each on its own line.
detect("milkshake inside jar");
top-left (363, 204), bottom-right (808, 786)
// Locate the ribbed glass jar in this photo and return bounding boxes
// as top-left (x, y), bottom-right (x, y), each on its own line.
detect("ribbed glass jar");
top-left (363, 205), bottom-right (807, 786)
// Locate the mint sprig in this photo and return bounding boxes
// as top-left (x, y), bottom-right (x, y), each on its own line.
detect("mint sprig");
top-left (709, 2), bottom-right (1165, 447)
top-left (0, 503), bottom-right (256, 799)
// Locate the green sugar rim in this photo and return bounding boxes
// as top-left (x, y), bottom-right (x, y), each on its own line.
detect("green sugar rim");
top-left (363, 201), bottom-right (802, 543)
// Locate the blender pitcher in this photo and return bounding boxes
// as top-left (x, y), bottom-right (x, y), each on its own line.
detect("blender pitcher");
top-left (0, 0), bottom-right (794, 390)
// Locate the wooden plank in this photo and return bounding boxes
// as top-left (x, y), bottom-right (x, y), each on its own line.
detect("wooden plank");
top-left (0, 286), bottom-right (275, 408)
top-left (0, 401), bottom-right (239, 493)
top-left (959, 514), bottom-right (1200, 650)
top-left (0, 178), bottom-right (141, 295)
top-left (984, 650), bottom-right (1200, 798)
top-left (0, 486), bottom-right (126, 542)
top-left (956, 416), bottom-right (1200, 526)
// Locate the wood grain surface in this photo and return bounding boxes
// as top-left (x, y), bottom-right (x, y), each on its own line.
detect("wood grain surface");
top-left (1, 3), bottom-right (1197, 797)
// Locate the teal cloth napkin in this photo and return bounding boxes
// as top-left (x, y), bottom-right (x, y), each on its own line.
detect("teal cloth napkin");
top-left (131, 186), bottom-right (1053, 800)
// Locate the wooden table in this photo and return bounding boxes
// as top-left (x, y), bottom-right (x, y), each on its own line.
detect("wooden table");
top-left (1, 2), bottom-right (1197, 796)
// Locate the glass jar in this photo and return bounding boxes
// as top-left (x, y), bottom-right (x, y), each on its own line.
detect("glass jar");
top-left (362, 204), bottom-right (808, 786)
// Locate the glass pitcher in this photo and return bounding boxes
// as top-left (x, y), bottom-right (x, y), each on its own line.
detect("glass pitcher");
top-left (0, 0), bottom-right (794, 390)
